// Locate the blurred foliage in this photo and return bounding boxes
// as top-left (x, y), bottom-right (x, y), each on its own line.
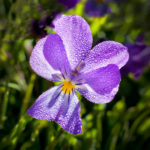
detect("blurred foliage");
top-left (0, 0), bottom-right (150, 150)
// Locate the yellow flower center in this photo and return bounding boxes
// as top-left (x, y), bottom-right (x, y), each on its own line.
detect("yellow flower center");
top-left (62, 80), bottom-right (75, 95)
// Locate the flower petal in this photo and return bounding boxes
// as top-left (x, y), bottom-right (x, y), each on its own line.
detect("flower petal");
top-left (43, 34), bottom-right (71, 77)
top-left (53, 15), bottom-right (93, 70)
top-left (76, 64), bottom-right (121, 103)
top-left (27, 85), bottom-right (82, 135)
top-left (30, 34), bottom-right (71, 81)
top-left (81, 41), bottom-right (129, 74)
top-left (30, 36), bottom-right (58, 81)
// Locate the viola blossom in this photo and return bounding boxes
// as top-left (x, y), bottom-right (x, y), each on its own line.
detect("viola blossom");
top-left (85, 0), bottom-right (111, 17)
top-left (27, 15), bottom-right (129, 134)
top-left (121, 34), bottom-right (150, 79)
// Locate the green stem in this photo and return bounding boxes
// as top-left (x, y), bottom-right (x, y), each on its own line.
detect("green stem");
top-left (0, 88), bottom-right (9, 128)
top-left (46, 129), bottom-right (64, 150)
top-left (130, 109), bottom-right (150, 134)
top-left (20, 73), bottom-right (36, 117)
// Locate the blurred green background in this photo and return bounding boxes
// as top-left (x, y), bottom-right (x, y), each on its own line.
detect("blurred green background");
top-left (0, 0), bottom-right (150, 150)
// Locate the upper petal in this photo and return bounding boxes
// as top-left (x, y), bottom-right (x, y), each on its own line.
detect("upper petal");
top-left (53, 15), bottom-right (93, 70)
top-left (80, 41), bottom-right (129, 73)
top-left (27, 85), bottom-right (82, 135)
top-left (76, 64), bottom-right (121, 103)
top-left (30, 34), bottom-right (71, 81)
top-left (43, 34), bottom-right (71, 77)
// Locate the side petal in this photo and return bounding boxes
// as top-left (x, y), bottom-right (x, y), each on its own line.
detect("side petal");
top-left (76, 64), bottom-right (121, 103)
top-left (81, 41), bottom-right (129, 73)
top-left (30, 34), bottom-right (71, 81)
top-left (53, 15), bottom-right (93, 70)
top-left (30, 37), bottom-right (58, 81)
top-left (27, 86), bottom-right (82, 135)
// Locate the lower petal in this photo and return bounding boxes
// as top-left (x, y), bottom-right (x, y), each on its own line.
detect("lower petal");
top-left (27, 85), bottom-right (82, 135)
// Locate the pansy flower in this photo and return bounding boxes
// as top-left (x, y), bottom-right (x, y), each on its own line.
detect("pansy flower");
top-left (27, 15), bottom-right (129, 134)
top-left (121, 34), bottom-right (150, 79)
top-left (85, 0), bottom-right (111, 17)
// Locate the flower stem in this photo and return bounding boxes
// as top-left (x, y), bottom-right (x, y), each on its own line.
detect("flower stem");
top-left (0, 88), bottom-right (9, 128)
top-left (20, 73), bottom-right (36, 117)
top-left (46, 128), bottom-right (64, 150)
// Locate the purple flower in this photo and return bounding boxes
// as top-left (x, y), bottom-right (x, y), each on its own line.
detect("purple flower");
top-left (58, 0), bottom-right (80, 9)
top-left (121, 34), bottom-right (150, 79)
top-left (30, 19), bottom-right (47, 38)
top-left (85, 0), bottom-right (111, 17)
top-left (27, 15), bottom-right (129, 134)
top-left (30, 13), bottom-right (57, 38)
top-left (30, 0), bottom-right (80, 38)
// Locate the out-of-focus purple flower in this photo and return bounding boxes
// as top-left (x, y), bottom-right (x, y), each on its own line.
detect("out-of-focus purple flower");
top-left (30, 0), bottom-right (80, 38)
top-left (85, 0), bottom-right (111, 17)
top-left (30, 19), bottom-right (47, 38)
top-left (58, 0), bottom-right (80, 9)
top-left (121, 34), bottom-right (150, 79)
top-left (30, 13), bottom-right (57, 38)
top-left (27, 15), bottom-right (129, 134)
